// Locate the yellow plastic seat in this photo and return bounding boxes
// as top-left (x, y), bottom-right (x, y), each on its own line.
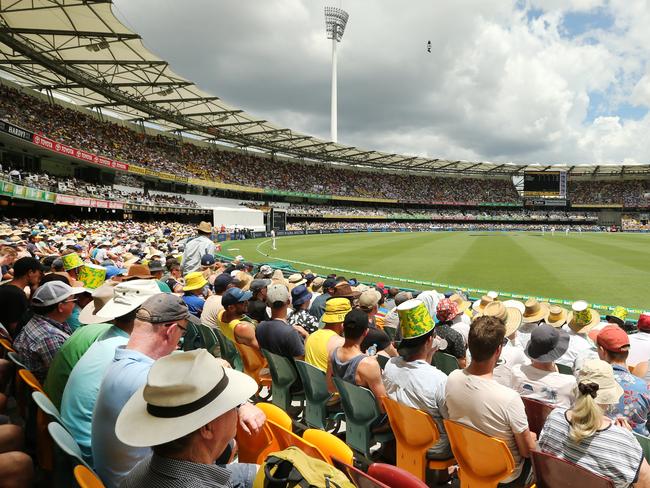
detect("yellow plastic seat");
top-left (256, 402), bottom-right (292, 431)
top-left (302, 428), bottom-right (354, 465)
top-left (0, 337), bottom-right (15, 355)
top-left (74, 465), bottom-right (106, 488)
top-left (236, 414), bottom-right (277, 464)
top-left (382, 397), bottom-right (455, 481)
top-left (443, 419), bottom-right (515, 488)
top-left (18, 368), bottom-right (45, 394)
top-left (235, 342), bottom-right (272, 389)
top-left (266, 420), bottom-right (329, 463)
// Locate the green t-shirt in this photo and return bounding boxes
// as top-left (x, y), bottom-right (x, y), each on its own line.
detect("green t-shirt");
top-left (44, 322), bottom-right (112, 409)
top-left (157, 280), bottom-right (172, 293)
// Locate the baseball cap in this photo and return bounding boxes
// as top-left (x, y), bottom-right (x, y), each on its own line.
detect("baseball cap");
top-left (323, 278), bottom-right (337, 290)
top-left (135, 294), bottom-right (190, 324)
top-left (258, 265), bottom-right (273, 277)
top-left (594, 325), bottom-right (630, 353)
top-left (201, 254), bottom-right (216, 267)
top-left (222, 288), bottom-right (253, 308)
top-left (637, 313), bottom-right (650, 332)
top-left (32, 281), bottom-right (87, 307)
top-left (343, 309), bottom-right (369, 333)
top-left (266, 284), bottom-right (291, 306)
top-left (213, 273), bottom-right (234, 293)
top-left (359, 289), bottom-right (381, 311)
top-left (250, 279), bottom-right (271, 293)
top-left (147, 260), bottom-right (165, 273)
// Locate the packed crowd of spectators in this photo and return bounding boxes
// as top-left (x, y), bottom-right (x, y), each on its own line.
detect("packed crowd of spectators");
top-left (569, 180), bottom-right (650, 206)
top-left (1, 166), bottom-right (199, 208)
top-left (287, 221), bottom-right (604, 232)
top-left (0, 215), bottom-right (648, 487)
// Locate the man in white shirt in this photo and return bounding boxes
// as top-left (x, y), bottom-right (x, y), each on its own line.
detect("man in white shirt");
top-left (511, 324), bottom-right (576, 408)
top-left (556, 301), bottom-right (599, 372)
top-left (446, 315), bottom-right (536, 487)
top-left (180, 222), bottom-right (216, 275)
top-left (628, 313), bottom-right (650, 378)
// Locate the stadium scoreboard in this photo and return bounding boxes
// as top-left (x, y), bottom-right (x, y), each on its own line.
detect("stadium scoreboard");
top-left (523, 171), bottom-right (567, 198)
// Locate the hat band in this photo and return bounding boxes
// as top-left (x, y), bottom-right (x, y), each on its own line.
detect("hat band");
top-left (146, 373), bottom-right (230, 419)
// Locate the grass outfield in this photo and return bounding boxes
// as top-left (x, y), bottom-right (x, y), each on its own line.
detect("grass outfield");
top-left (221, 231), bottom-right (650, 312)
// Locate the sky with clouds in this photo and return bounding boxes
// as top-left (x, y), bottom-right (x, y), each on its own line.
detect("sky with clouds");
top-left (112, 0), bottom-right (650, 166)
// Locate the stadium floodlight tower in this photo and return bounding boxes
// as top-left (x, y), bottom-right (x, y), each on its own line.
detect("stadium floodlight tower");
top-left (324, 6), bottom-right (349, 143)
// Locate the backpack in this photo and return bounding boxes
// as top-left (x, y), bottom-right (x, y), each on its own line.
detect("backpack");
top-left (254, 447), bottom-right (354, 488)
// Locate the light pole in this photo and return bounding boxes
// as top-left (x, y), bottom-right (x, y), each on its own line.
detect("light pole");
top-left (324, 6), bottom-right (349, 144)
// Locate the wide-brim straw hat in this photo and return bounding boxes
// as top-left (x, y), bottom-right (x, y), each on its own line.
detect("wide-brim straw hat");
top-left (482, 301), bottom-right (522, 337)
top-left (545, 305), bottom-right (568, 328)
top-left (116, 349), bottom-right (257, 448)
top-left (567, 300), bottom-right (601, 334)
top-left (522, 298), bottom-right (550, 323)
top-left (472, 295), bottom-right (494, 313)
top-left (450, 293), bottom-right (471, 314)
top-left (197, 221), bottom-right (212, 234)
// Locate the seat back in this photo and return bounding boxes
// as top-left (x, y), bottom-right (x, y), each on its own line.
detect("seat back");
top-left (521, 397), bottom-right (554, 436)
top-left (256, 402), bottom-right (293, 431)
top-left (531, 450), bottom-right (614, 488)
top-left (303, 428), bottom-right (354, 465)
top-left (295, 360), bottom-right (332, 429)
top-left (262, 349), bottom-right (301, 411)
top-left (432, 352), bottom-right (459, 375)
top-left (235, 342), bottom-right (268, 382)
top-left (333, 377), bottom-right (384, 457)
top-left (74, 465), bottom-right (105, 488)
top-left (332, 457), bottom-right (391, 488)
top-left (236, 414), bottom-right (275, 464)
top-left (382, 396), bottom-right (443, 480)
top-left (376, 355), bottom-right (389, 370)
top-left (32, 391), bottom-right (61, 471)
top-left (443, 419), bottom-right (515, 487)
top-left (556, 363), bottom-right (573, 375)
top-left (48, 421), bottom-right (92, 487)
top-left (19, 368), bottom-right (44, 393)
top-left (213, 327), bottom-right (244, 371)
top-left (7, 351), bottom-right (27, 370)
top-left (368, 463), bottom-right (429, 488)
top-left (634, 432), bottom-right (650, 463)
top-left (0, 337), bottom-right (15, 354)
top-left (266, 420), bottom-right (329, 463)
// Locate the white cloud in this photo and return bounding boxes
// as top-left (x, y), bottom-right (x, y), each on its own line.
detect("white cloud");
top-left (112, 0), bottom-right (650, 165)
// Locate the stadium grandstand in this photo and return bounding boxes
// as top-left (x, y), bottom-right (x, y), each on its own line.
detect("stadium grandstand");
top-left (1, 2), bottom-right (650, 488)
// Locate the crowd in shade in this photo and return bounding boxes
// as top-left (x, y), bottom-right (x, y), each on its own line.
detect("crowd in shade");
top-left (0, 216), bottom-right (648, 487)
top-left (569, 180), bottom-right (650, 206)
top-left (0, 166), bottom-right (200, 208)
top-left (288, 221), bottom-right (605, 232)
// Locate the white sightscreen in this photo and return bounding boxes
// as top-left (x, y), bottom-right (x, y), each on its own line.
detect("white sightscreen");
top-left (211, 206), bottom-right (265, 231)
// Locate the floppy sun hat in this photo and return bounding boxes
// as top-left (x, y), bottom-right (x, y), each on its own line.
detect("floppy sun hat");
top-left (183, 271), bottom-right (208, 292)
top-left (322, 297), bottom-right (352, 324)
top-left (115, 349), bottom-right (257, 448)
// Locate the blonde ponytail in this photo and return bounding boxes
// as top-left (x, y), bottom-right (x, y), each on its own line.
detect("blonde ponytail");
top-left (569, 382), bottom-right (603, 443)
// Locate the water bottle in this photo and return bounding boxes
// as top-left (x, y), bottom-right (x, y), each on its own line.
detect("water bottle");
top-left (367, 343), bottom-right (378, 356)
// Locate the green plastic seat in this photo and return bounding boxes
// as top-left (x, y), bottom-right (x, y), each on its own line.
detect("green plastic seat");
top-left (213, 327), bottom-right (244, 372)
top-left (635, 432), bottom-right (650, 462)
top-left (556, 363), bottom-right (573, 375)
top-left (376, 355), bottom-right (389, 371)
top-left (48, 422), bottom-right (92, 488)
top-left (295, 360), bottom-right (344, 432)
top-left (432, 352), bottom-right (459, 375)
top-left (262, 349), bottom-right (305, 413)
top-left (333, 377), bottom-right (394, 458)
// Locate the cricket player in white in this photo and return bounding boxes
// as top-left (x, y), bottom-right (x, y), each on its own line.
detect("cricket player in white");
top-left (271, 229), bottom-right (276, 250)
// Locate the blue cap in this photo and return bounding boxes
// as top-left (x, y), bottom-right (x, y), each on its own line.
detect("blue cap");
top-left (213, 273), bottom-right (233, 292)
top-left (201, 254), bottom-right (216, 266)
top-left (222, 288), bottom-right (253, 308)
top-left (291, 285), bottom-right (312, 307)
top-left (104, 265), bottom-right (127, 279)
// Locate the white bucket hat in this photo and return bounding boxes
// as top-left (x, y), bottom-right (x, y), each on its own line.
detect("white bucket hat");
top-left (95, 279), bottom-right (160, 320)
top-left (116, 349), bottom-right (257, 447)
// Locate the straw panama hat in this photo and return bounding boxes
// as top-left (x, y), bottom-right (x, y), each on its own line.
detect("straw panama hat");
top-left (197, 221), bottom-right (212, 234)
top-left (567, 300), bottom-right (601, 334)
top-left (577, 359), bottom-right (624, 405)
top-left (482, 301), bottom-right (522, 337)
top-left (545, 305), bottom-right (568, 328)
top-left (522, 298), bottom-right (550, 323)
top-left (450, 293), bottom-right (471, 314)
top-left (116, 349), bottom-right (257, 448)
top-left (472, 295), bottom-right (494, 313)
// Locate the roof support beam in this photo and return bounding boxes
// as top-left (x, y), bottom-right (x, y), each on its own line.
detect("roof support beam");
top-left (1, 28), bottom-right (140, 40)
top-left (241, 128), bottom-right (289, 137)
top-left (35, 81), bottom-right (192, 89)
top-left (186, 110), bottom-right (243, 117)
top-left (268, 135), bottom-right (312, 143)
top-left (210, 120), bottom-right (265, 128)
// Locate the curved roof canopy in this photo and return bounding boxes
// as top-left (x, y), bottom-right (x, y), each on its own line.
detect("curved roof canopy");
top-left (0, 0), bottom-right (647, 177)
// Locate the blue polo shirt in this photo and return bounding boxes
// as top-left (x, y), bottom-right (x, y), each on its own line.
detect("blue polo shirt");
top-left (60, 327), bottom-right (129, 464)
top-left (92, 346), bottom-right (154, 488)
top-left (183, 294), bottom-right (206, 318)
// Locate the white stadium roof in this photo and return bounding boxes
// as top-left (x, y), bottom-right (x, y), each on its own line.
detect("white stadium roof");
top-left (0, 0), bottom-right (648, 176)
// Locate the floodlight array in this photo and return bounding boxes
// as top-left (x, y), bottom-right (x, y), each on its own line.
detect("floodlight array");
top-left (324, 7), bottom-right (349, 42)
